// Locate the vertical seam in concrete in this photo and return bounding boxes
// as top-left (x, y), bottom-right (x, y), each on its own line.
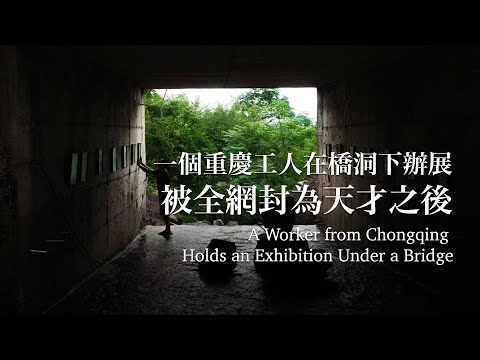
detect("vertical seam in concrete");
top-left (317, 87), bottom-right (324, 209)
top-left (106, 99), bottom-right (110, 259)
top-left (129, 91), bottom-right (132, 247)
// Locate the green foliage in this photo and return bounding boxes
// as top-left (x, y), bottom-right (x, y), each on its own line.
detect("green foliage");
top-left (237, 88), bottom-right (295, 122)
top-left (144, 88), bottom-right (317, 223)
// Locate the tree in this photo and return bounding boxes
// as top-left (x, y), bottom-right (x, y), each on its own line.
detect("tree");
top-left (237, 88), bottom-right (295, 122)
top-left (144, 88), bottom-right (317, 223)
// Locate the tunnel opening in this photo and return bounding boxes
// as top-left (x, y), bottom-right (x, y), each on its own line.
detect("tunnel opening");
top-left (143, 87), bottom-right (319, 227)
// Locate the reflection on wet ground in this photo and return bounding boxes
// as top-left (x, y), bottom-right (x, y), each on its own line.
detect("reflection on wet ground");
top-left (50, 225), bottom-right (459, 315)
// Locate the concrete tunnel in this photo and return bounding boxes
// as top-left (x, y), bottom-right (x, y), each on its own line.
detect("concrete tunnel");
top-left (0, 45), bottom-right (479, 313)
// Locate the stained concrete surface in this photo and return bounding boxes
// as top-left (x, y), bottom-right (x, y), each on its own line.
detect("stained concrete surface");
top-left (49, 225), bottom-right (461, 315)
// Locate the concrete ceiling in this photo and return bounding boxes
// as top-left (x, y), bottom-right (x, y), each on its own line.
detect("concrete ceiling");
top-left (69, 45), bottom-right (478, 88)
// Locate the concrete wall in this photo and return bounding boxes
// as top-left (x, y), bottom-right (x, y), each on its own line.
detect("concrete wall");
top-left (0, 46), bottom-right (147, 312)
top-left (317, 62), bottom-right (479, 250)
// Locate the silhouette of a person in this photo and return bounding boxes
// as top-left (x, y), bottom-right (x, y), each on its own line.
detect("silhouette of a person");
top-left (138, 157), bottom-right (172, 237)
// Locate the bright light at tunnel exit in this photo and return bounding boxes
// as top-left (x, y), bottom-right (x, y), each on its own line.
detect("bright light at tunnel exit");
top-left (155, 88), bottom-right (318, 123)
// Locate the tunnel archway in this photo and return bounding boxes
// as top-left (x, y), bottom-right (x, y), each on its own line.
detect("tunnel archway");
top-left (0, 45), bottom-right (477, 313)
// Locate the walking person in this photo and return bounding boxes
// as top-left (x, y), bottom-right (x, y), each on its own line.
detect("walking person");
top-left (138, 157), bottom-right (172, 237)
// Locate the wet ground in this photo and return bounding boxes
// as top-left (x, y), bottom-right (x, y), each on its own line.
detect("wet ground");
top-left (49, 225), bottom-right (461, 315)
